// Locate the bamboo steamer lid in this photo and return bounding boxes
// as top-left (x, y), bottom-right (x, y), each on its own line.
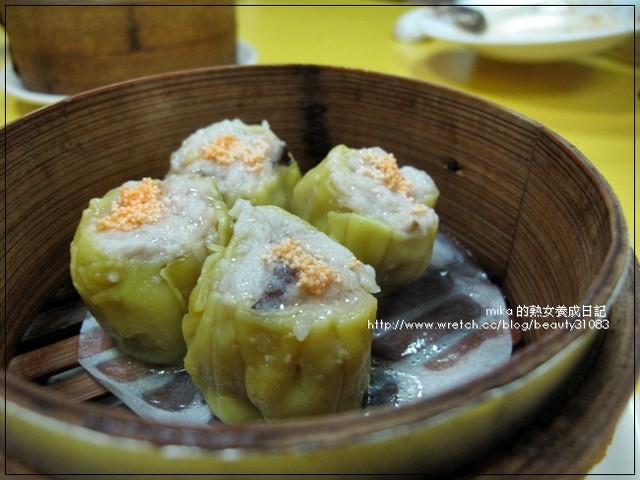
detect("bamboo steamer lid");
top-left (2, 1), bottom-right (237, 95)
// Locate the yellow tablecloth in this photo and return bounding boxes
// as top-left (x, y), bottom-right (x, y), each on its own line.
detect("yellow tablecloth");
top-left (3, 3), bottom-right (636, 248)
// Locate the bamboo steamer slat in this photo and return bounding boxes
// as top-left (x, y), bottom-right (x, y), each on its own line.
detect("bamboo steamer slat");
top-left (1, 65), bottom-right (636, 477)
top-left (2, 2), bottom-right (237, 94)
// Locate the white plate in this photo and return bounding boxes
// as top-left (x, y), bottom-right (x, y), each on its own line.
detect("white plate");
top-left (394, 3), bottom-right (636, 62)
top-left (2, 40), bottom-right (258, 106)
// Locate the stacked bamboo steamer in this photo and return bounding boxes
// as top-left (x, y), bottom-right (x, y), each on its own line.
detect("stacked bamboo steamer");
top-left (1, 1), bottom-right (237, 95)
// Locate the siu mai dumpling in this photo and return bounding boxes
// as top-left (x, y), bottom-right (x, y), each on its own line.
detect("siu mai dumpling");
top-left (70, 175), bottom-right (231, 365)
top-left (168, 118), bottom-right (301, 210)
top-left (183, 199), bottom-right (379, 423)
top-left (292, 145), bottom-right (439, 287)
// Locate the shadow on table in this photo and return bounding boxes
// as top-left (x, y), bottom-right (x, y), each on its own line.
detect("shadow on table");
top-left (411, 47), bottom-right (634, 114)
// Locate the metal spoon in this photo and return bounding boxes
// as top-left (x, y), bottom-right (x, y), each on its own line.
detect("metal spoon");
top-left (434, 5), bottom-right (487, 34)
top-left (394, 6), bottom-right (487, 43)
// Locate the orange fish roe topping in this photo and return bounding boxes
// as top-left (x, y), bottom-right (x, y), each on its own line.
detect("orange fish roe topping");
top-left (360, 149), bottom-right (412, 195)
top-left (411, 203), bottom-right (428, 215)
top-left (97, 178), bottom-right (166, 232)
top-left (201, 134), bottom-right (269, 172)
top-left (348, 257), bottom-right (363, 269)
top-left (265, 237), bottom-right (341, 296)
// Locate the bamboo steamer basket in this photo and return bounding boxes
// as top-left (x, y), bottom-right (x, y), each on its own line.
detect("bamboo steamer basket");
top-left (1, 1), bottom-right (236, 95)
top-left (1, 65), bottom-right (637, 477)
